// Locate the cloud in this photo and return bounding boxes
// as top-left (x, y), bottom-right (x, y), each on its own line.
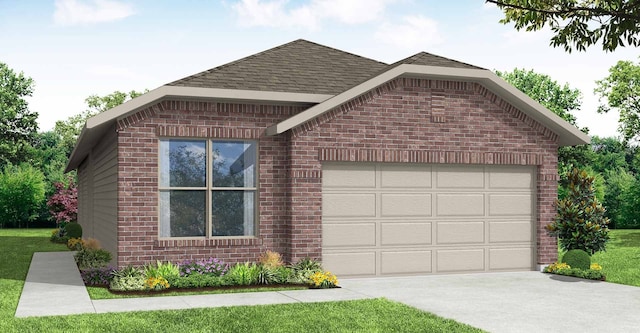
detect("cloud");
top-left (231, 0), bottom-right (396, 30)
top-left (375, 15), bottom-right (442, 49)
top-left (53, 0), bottom-right (134, 26)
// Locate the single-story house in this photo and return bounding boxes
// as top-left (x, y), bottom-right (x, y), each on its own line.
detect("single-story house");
top-left (65, 39), bottom-right (589, 277)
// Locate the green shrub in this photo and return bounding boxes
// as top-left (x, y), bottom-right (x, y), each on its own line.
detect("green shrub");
top-left (170, 274), bottom-right (225, 289)
top-left (144, 260), bottom-right (180, 281)
top-left (74, 248), bottom-right (112, 269)
top-left (65, 222), bottom-right (83, 238)
top-left (562, 249), bottom-right (591, 270)
top-left (50, 228), bottom-right (68, 243)
top-left (547, 168), bottom-right (610, 254)
top-left (110, 266), bottom-right (145, 291)
top-left (289, 258), bottom-right (323, 284)
top-left (257, 265), bottom-right (292, 285)
top-left (226, 262), bottom-right (260, 285)
top-left (0, 164), bottom-right (45, 228)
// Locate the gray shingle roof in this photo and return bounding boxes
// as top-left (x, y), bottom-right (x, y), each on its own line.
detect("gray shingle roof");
top-left (167, 40), bottom-right (486, 95)
top-left (167, 39), bottom-right (388, 95)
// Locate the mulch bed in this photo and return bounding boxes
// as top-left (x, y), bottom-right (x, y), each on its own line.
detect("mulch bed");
top-left (89, 283), bottom-right (317, 296)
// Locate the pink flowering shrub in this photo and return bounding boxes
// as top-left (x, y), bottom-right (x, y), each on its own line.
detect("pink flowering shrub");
top-left (47, 178), bottom-right (78, 226)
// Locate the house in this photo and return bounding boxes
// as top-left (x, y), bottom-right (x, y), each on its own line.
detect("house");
top-left (65, 39), bottom-right (589, 277)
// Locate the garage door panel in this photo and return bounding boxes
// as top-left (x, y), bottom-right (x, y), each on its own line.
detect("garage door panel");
top-left (381, 251), bottom-right (432, 274)
top-left (437, 167), bottom-right (484, 188)
top-left (323, 193), bottom-right (376, 217)
top-left (381, 222), bottom-right (431, 246)
top-left (489, 194), bottom-right (532, 216)
top-left (437, 194), bottom-right (484, 216)
top-left (381, 193), bottom-right (431, 217)
top-left (489, 167), bottom-right (533, 189)
top-left (323, 252), bottom-right (376, 276)
top-left (323, 223), bottom-right (376, 247)
top-left (437, 221), bottom-right (485, 244)
top-left (380, 164), bottom-right (432, 188)
top-left (489, 248), bottom-right (532, 270)
top-left (436, 249), bottom-right (485, 272)
top-left (323, 164), bottom-right (375, 188)
top-left (489, 221), bottom-right (532, 243)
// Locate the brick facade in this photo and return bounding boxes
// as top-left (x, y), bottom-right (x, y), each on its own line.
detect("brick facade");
top-left (114, 78), bottom-right (559, 268)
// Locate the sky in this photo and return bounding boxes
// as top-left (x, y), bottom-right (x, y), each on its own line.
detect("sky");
top-left (1, 0), bottom-right (639, 139)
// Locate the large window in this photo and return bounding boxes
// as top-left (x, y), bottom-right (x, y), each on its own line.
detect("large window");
top-left (159, 139), bottom-right (257, 238)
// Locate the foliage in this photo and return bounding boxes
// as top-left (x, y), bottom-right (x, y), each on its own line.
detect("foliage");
top-left (290, 258), bottom-right (323, 284)
top-left (0, 62), bottom-right (38, 167)
top-left (561, 249), bottom-right (591, 270)
top-left (67, 237), bottom-right (84, 250)
top-left (169, 274), bottom-right (226, 289)
top-left (179, 257), bottom-right (228, 277)
top-left (618, 173), bottom-right (640, 228)
top-left (309, 271), bottom-right (339, 288)
top-left (110, 266), bottom-right (146, 291)
top-left (145, 260), bottom-right (180, 283)
top-left (226, 262), bottom-right (260, 286)
top-left (547, 169), bottom-right (610, 254)
top-left (543, 262), bottom-right (570, 273)
top-left (50, 228), bottom-right (68, 243)
top-left (144, 276), bottom-right (170, 291)
top-left (545, 265), bottom-right (606, 280)
top-left (65, 222), bottom-right (82, 238)
top-left (488, 0), bottom-right (640, 52)
top-left (590, 263), bottom-right (602, 271)
top-left (595, 58), bottom-right (640, 143)
top-left (80, 266), bottom-right (116, 286)
top-left (259, 250), bottom-right (284, 269)
top-left (603, 168), bottom-right (635, 228)
top-left (0, 163), bottom-right (45, 228)
top-left (47, 179), bottom-right (78, 225)
top-left (74, 248), bottom-right (112, 269)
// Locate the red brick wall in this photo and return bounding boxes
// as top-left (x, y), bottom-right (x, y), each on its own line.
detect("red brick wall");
top-left (115, 78), bottom-right (560, 268)
top-left (116, 101), bottom-right (306, 267)
top-left (288, 78), bottom-right (559, 265)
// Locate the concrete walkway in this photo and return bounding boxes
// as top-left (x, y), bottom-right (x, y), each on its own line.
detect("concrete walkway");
top-left (15, 252), bottom-right (371, 317)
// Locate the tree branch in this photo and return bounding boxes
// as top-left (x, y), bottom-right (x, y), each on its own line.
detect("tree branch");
top-left (486, 0), bottom-right (640, 21)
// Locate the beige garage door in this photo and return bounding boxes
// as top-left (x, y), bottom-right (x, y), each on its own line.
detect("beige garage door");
top-left (322, 163), bottom-right (535, 277)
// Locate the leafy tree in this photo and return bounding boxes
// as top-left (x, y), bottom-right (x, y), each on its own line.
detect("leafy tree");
top-left (488, 0), bottom-right (640, 52)
top-left (595, 59), bottom-right (640, 143)
top-left (47, 178), bottom-right (78, 227)
top-left (0, 62), bottom-right (38, 167)
top-left (0, 164), bottom-right (45, 228)
top-left (54, 90), bottom-right (146, 157)
top-left (547, 168), bottom-right (610, 254)
top-left (603, 167), bottom-right (635, 228)
top-left (619, 174), bottom-right (640, 228)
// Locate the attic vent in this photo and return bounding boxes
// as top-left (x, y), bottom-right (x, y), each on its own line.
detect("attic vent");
top-left (431, 91), bottom-right (446, 123)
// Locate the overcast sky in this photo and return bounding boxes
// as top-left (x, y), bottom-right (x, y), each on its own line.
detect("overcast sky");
top-left (1, 0), bottom-right (638, 139)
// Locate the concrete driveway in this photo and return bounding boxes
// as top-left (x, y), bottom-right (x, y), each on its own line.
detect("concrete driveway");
top-left (340, 272), bottom-right (640, 333)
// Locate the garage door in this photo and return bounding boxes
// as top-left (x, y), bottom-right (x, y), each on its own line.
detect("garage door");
top-left (322, 163), bottom-right (535, 277)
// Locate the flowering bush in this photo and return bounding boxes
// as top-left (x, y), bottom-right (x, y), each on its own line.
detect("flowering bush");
top-left (144, 276), bottom-right (170, 290)
top-left (67, 237), bottom-right (85, 250)
top-left (50, 228), bottom-right (68, 243)
top-left (590, 263), bottom-right (602, 271)
top-left (80, 267), bottom-right (116, 286)
top-left (179, 257), bottom-right (228, 277)
top-left (544, 262), bottom-right (571, 273)
top-left (309, 271), bottom-right (338, 288)
top-left (544, 262), bottom-right (605, 281)
top-left (47, 179), bottom-right (78, 226)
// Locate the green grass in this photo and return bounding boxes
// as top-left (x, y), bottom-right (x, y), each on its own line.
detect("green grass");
top-left (0, 229), bottom-right (484, 333)
top-left (591, 229), bottom-right (640, 286)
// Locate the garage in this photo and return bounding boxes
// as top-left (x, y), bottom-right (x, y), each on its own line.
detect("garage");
top-left (322, 163), bottom-right (535, 277)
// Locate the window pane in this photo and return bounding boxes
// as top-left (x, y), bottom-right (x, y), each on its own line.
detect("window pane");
top-left (159, 190), bottom-right (206, 237)
top-left (212, 191), bottom-right (254, 236)
top-left (160, 140), bottom-right (206, 187)
top-left (212, 141), bottom-right (256, 188)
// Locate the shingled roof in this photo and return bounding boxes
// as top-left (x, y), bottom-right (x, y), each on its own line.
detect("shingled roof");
top-left (167, 39), bottom-right (388, 95)
top-left (389, 51), bottom-right (483, 69)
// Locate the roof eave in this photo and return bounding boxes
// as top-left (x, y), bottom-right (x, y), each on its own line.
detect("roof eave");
top-left (266, 64), bottom-right (590, 147)
top-left (65, 86), bottom-right (333, 172)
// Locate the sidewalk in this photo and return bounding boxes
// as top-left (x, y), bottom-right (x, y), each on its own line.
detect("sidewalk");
top-left (15, 252), bottom-right (371, 318)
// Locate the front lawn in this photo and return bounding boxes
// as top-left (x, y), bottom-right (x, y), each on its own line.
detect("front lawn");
top-left (0, 229), bottom-right (483, 333)
top-left (591, 229), bottom-right (640, 286)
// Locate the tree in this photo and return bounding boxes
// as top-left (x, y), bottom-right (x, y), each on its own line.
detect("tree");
top-left (54, 90), bottom-right (146, 157)
top-left (547, 168), bottom-right (610, 254)
top-left (47, 178), bottom-right (78, 227)
top-left (595, 59), bottom-right (640, 143)
top-left (0, 62), bottom-right (38, 167)
top-left (487, 0), bottom-right (640, 52)
top-left (0, 164), bottom-right (45, 228)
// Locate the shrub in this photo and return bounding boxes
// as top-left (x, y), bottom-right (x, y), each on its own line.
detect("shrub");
top-left (75, 248), bottom-right (112, 269)
top-left (547, 168), bottom-right (610, 254)
top-left (144, 277), bottom-right (170, 291)
top-left (562, 249), bottom-right (591, 270)
top-left (289, 258), bottom-right (323, 284)
top-left (179, 257), bottom-right (228, 277)
top-left (0, 164), bottom-right (45, 228)
top-left (145, 260), bottom-right (180, 282)
top-left (544, 262), bottom-right (571, 273)
top-left (47, 178), bottom-right (77, 226)
top-left (83, 237), bottom-right (101, 250)
top-left (170, 274), bottom-right (225, 289)
top-left (65, 222), bottom-right (83, 239)
top-left (309, 271), bottom-right (338, 288)
top-left (50, 228), bottom-right (68, 243)
top-left (226, 262), bottom-right (260, 285)
top-left (259, 250), bottom-right (284, 269)
top-left (590, 263), bottom-right (602, 271)
top-left (110, 266), bottom-right (145, 291)
top-left (67, 237), bottom-right (85, 250)
top-left (80, 266), bottom-right (116, 286)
